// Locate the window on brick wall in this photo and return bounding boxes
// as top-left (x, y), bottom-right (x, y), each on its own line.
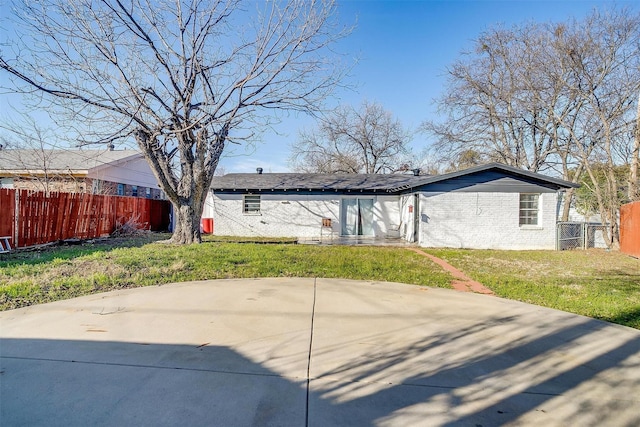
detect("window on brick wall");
top-left (519, 193), bottom-right (540, 226)
top-left (243, 194), bottom-right (261, 214)
top-left (91, 179), bottom-right (103, 194)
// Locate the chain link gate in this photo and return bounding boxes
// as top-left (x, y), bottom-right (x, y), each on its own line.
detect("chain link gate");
top-left (556, 222), bottom-right (609, 250)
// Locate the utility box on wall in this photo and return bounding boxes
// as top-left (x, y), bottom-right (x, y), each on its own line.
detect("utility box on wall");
top-left (201, 218), bottom-right (214, 234)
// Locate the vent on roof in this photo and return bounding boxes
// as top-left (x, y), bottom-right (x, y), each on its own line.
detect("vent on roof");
top-left (256, 167), bottom-right (263, 174)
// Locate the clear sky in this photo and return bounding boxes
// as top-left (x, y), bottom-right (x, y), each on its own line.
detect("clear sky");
top-left (1, 0), bottom-right (637, 173)
top-left (220, 0), bottom-right (637, 173)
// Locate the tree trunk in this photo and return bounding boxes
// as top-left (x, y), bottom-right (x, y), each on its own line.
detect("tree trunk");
top-left (629, 91), bottom-right (640, 201)
top-left (169, 201), bottom-right (203, 244)
top-left (561, 187), bottom-right (575, 221)
top-left (135, 129), bottom-right (220, 245)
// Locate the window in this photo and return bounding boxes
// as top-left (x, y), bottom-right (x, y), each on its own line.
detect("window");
top-left (131, 185), bottom-right (138, 197)
top-left (91, 179), bottom-right (103, 194)
top-left (1, 178), bottom-right (15, 189)
top-left (117, 183), bottom-right (125, 196)
top-left (146, 187), bottom-right (151, 198)
top-left (243, 194), bottom-right (261, 214)
top-left (519, 194), bottom-right (539, 226)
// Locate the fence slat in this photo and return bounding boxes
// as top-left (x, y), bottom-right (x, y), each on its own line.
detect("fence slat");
top-left (0, 189), bottom-right (16, 247)
top-left (620, 201), bottom-right (640, 258)
top-left (2, 189), bottom-right (170, 248)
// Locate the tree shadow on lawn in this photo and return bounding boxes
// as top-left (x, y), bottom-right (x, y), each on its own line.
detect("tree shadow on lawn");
top-left (0, 234), bottom-right (168, 267)
top-left (2, 316), bottom-right (639, 425)
top-left (602, 306), bottom-right (640, 330)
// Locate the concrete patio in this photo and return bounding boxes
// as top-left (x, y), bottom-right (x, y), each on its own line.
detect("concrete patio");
top-left (1, 278), bottom-right (639, 426)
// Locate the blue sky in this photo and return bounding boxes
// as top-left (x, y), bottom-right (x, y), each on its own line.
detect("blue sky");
top-left (1, 0), bottom-right (636, 173)
top-left (221, 0), bottom-right (640, 173)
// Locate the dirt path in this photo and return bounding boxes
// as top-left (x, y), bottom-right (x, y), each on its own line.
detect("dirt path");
top-left (407, 248), bottom-right (495, 295)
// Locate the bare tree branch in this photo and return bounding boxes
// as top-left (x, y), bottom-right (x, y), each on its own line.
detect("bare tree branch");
top-left (289, 101), bottom-right (414, 174)
top-left (1, 0), bottom-right (352, 243)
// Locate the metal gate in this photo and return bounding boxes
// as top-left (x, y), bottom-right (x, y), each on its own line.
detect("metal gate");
top-left (556, 222), bottom-right (608, 250)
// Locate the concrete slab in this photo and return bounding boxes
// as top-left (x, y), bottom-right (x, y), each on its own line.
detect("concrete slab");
top-left (1, 278), bottom-right (639, 426)
top-left (309, 279), bottom-right (640, 426)
top-left (1, 278), bottom-right (314, 426)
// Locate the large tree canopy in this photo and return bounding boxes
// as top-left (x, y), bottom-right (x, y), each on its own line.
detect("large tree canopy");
top-left (289, 101), bottom-right (414, 174)
top-left (423, 7), bottom-right (640, 248)
top-left (0, 0), bottom-right (350, 243)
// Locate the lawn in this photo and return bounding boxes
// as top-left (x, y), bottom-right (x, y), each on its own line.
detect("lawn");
top-left (426, 248), bottom-right (640, 329)
top-left (1, 236), bottom-right (638, 330)
top-left (0, 234), bottom-right (451, 311)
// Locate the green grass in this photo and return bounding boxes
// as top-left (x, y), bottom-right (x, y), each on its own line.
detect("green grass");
top-left (2, 236), bottom-right (639, 330)
top-left (426, 249), bottom-right (640, 329)
top-left (0, 235), bottom-right (451, 310)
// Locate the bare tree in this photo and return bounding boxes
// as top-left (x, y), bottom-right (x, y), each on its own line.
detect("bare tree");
top-left (0, 0), bottom-right (350, 243)
top-left (630, 90), bottom-right (640, 201)
top-left (289, 101), bottom-right (414, 173)
top-left (0, 117), bottom-right (70, 195)
top-left (550, 9), bottom-right (640, 248)
top-left (424, 7), bottom-right (640, 247)
top-left (422, 23), bottom-right (560, 174)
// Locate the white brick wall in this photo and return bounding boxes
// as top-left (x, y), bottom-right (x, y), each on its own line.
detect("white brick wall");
top-left (205, 190), bottom-right (560, 249)
top-left (418, 192), bottom-right (559, 250)
top-left (206, 193), bottom-right (401, 239)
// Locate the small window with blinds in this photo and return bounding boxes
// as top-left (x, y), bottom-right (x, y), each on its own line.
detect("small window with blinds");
top-left (243, 194), bottom-right (261, 214)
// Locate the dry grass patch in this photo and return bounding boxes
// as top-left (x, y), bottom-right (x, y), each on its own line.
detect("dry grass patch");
top-left (427, 248), bottom-right (640, 329)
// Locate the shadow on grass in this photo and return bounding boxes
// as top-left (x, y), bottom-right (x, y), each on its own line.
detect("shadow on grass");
top-left (601, 306), bottom-right (640, 330)
top-left (0, 233), bottom-right (169, 267)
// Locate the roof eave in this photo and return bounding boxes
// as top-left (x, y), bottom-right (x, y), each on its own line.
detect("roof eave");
top-left (412, 163), bottom-right (579, 189)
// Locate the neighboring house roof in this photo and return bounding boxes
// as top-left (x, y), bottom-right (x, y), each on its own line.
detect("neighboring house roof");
top-left (210, 163), bottom-right (578, 194)
top-left (0, 149), bottom-right (143, 176)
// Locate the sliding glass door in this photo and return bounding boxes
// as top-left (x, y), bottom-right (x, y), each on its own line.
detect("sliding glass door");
top-left (341, 198), bottom-right (374, 236)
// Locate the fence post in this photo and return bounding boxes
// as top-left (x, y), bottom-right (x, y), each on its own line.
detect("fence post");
top-left (13, 189), bottom-right (19, 248)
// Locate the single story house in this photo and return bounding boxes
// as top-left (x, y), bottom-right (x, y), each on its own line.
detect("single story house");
top-left (0, 148), bottom-right (164, 198)
top-left (205, 163), bottom-right (579, 250)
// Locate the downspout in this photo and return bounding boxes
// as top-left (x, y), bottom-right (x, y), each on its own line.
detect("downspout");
top-left (413, 192), bottom-right (420, 244)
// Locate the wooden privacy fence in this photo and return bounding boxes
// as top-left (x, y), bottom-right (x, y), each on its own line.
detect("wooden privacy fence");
top-left (620, 201), bottom-right (640, 258)
top-left (0, 188), bottom-right (170, 248)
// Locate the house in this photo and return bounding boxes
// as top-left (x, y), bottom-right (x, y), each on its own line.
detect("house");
top-left (205, 163), bottom-right (579, 250)
top-left (0, 148), bottom-right (164, 198)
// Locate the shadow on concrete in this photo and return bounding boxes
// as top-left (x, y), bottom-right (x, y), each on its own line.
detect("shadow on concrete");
top-left (0, 338), bottom-right (307, 426)
top-left (306, 312), bottom-right (640, 426)
top-left (2, 315), bottom-right (639, 426)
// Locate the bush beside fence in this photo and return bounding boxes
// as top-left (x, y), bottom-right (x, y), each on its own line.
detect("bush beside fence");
top-left (0, 188), bottom-right (170, 248)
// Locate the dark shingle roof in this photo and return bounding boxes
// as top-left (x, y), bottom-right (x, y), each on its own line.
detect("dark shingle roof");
top-left (210, 163), bottom-right (578, 193)
top-left (210, 172), bottom-right (426, 192)
top-left (416, 162), bottom-right (579, 189)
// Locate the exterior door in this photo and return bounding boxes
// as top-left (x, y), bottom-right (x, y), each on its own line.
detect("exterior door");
top-left (341, 198), bottom-right (374, 236)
